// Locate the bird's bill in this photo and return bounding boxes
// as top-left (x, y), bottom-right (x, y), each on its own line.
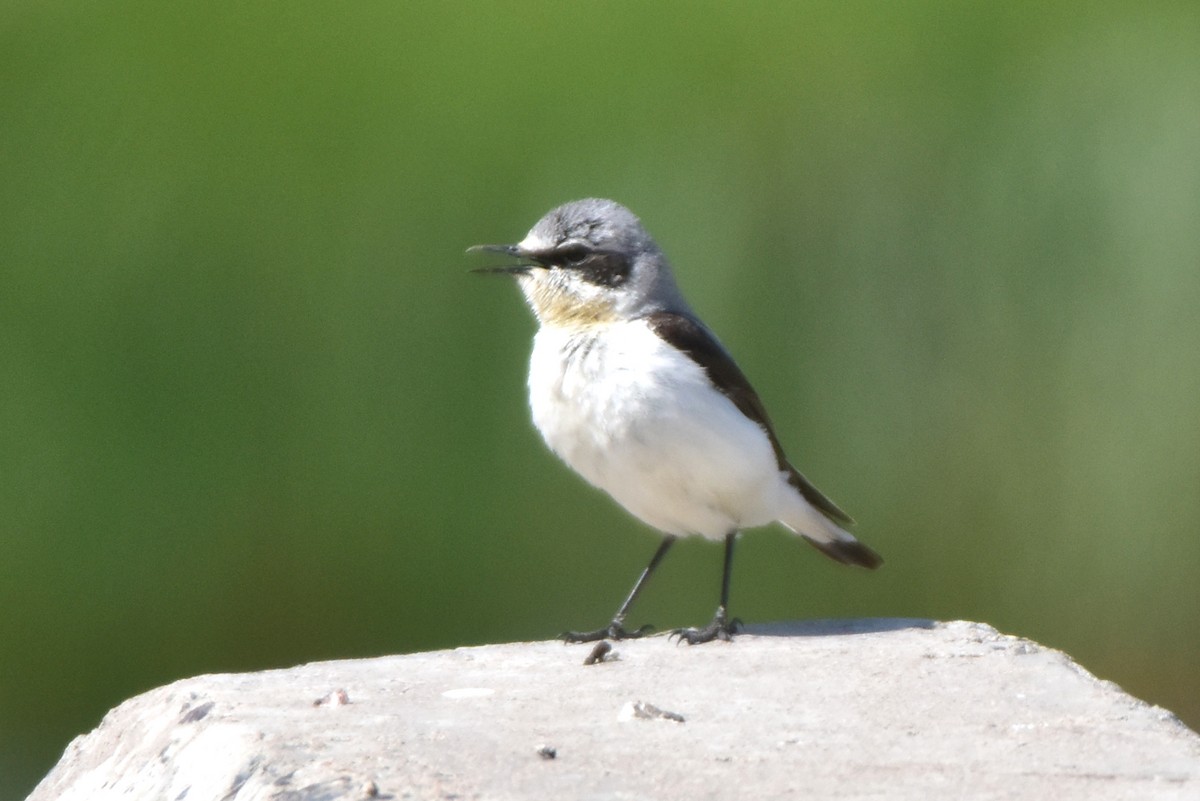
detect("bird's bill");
top-left (467, 243), bottom-right (523, 257)
top-left (467, 243), bottom-right (535, 275)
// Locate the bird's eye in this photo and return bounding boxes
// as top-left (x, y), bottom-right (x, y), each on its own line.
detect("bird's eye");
top-left (558, 245), bottom-right (590, 265)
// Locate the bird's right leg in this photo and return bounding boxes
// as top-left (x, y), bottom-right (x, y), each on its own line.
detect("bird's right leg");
top-left (562, 535), bottom-right (676, 642)
top-left (670, 531), bottom-right (741, 645)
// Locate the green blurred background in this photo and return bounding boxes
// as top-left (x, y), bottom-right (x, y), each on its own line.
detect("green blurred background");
top-left (3, 1), bottom-right (1198, 796)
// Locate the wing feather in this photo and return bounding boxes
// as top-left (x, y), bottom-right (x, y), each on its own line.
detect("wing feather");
top-left (643, 311), bottom-right (855, 527)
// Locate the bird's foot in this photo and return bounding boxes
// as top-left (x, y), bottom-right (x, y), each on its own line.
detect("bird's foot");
top-left (669, 611), bottom-right (741, 645)
top-left (560, 621), bottom-right (654, 643)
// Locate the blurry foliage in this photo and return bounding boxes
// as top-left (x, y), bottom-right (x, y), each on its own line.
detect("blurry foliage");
top-left (2, 2), bottom-right (1198, 797)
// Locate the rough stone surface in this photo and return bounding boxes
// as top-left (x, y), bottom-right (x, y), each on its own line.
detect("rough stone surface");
top-left (28, 620), bottom-right (1200, 800)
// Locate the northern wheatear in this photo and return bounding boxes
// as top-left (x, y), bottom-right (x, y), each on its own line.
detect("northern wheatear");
top-left (471, 198), bottom-right (881, 644)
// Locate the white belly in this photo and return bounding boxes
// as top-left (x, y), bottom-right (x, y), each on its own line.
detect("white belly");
top-left (527, 320), bottom-right (787, 539)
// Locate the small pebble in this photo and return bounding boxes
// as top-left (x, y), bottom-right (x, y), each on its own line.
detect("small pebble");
top-left (618, 700), bottom-right (685, 723)
top-left (312, 689), bottom-right (351, 707)
top-left (583, 641), bottom-right (614, 665)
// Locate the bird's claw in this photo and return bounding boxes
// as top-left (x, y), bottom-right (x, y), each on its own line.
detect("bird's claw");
top-left (560, 622), bottom-right (655, 643)
top-left (669, 616), bottom-right (741, 645)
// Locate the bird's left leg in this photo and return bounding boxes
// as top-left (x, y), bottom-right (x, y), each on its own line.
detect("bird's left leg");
top-left (671, 531), bottom-right (742, 645)
top-left (562, 535), bottom-right (675, 642)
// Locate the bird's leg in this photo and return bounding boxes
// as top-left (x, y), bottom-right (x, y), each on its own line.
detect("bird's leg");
top-left (672, 531), bottom-right (742, 645)
top-left (562, 535), bottom-right (676, 642)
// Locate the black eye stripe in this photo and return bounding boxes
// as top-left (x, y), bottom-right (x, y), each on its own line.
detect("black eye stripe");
top-left (578, 252), bottom-right (631, 287)
top-left (533, 245), bottom-right (632, 287)
top-left (556, 244), bottom-right (590, 265)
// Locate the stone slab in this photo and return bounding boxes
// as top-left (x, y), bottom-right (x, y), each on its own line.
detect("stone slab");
top-left (27, 620), bottom-right (1200, 800)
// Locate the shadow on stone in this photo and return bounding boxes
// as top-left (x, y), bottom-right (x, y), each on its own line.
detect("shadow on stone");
top-left (744, 617), bottom-right (937, 637)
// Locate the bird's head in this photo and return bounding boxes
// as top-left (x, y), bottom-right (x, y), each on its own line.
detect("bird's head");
top-left (469, 198), bottom-right (688, 327)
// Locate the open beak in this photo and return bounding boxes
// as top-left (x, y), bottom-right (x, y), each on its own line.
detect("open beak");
top-left (467, 243), bottom-right (534, 275)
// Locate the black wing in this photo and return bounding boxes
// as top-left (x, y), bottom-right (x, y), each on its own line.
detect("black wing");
top-left (644, 310), bottom-right (855, 527)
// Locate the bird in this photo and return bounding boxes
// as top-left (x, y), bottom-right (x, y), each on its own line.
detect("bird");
top-left (469, 198), bottom-right (881, 645)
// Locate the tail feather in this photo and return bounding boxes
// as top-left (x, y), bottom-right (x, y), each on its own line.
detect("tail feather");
top-left (781, 483), bottom-right (883, 570)
top-left (802, 534), bottom-right (883, 569)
